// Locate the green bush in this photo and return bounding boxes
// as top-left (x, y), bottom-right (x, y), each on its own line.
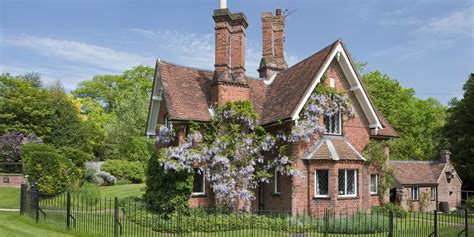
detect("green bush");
top-left (120, 203), bottom-right (389, 234)
top-left (372, 203), bottom-right (408, 218)
top-left (23, 151), bottom-right (80, 195)
top-left (466, 196), bottom-right (474, 210)
top-left (21, 143), bottom-right (56, 160)
top-left (101, 160), bottom-right (145, 183)
top-left (143, 150), bottom-right (193, 214)
top-left (59, 147), bottom-right (94, 168)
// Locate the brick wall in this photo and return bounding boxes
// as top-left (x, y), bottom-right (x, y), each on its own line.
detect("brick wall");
top-left (325, 59), bottom-right (370, 152)
top-left (0, 175), bottom-right (26, 187)
top-left (437, 163), bottom-right (462, 209)
top-left (211, 82), bottom-right (250, 105)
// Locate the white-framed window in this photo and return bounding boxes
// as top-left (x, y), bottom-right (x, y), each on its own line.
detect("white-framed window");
top-left (314, 170), bottom-right (329, 197)
top-left (411, 187), bottom-right (419, 201)
top-left (165, 115), bottom-right (172, 129)
top-left (431, 187), bottom-right (436, 201)
top-left (329, 77), bottom-right (335, 88)
top-left (338, 169), bottom-right (357, 197)
top-left (370, 174), bottom-right (378, 194)
top-left (324, 111), bottom-right (341, 135)
top-left (192, 168), bottom-right (205, 195)
top-left (274, 170), bottom-right (281, 194)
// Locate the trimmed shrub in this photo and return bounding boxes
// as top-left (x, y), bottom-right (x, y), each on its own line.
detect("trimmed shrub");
top-left (124, 136), bottom-right (152, 161)
top-left (59, 147), bottom-right (94, 168)
top-left (466, 196), bottom-right (474, 210)
top-left (372, 203), bottom-right (408, 218)
top-left (21, 143), bottom-right (56, 160)
top-left (143, 150), bottom-right (193, 214)
top-left (101, 160), bottom-right (145, 183)
top-left (23, 151), bottom-right (80, 195)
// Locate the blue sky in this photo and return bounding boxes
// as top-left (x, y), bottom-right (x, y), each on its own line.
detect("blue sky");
top-left (1, 0), bottom-right (472, 104)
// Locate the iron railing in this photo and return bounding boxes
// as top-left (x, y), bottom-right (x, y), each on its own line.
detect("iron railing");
top-left (20, 184), bottom-right (473, 237)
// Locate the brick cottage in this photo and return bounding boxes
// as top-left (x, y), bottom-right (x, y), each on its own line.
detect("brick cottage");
top-left (146, 2), bottom-right (398, 215)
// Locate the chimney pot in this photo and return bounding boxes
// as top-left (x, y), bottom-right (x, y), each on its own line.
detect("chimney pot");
top-left (276, 8), bottom-right (282, 16)
top-left (219, 0), bottom-right (227, 9)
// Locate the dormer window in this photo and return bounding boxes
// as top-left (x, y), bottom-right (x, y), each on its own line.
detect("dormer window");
top-left (324, 111), bottom-right (341, 135)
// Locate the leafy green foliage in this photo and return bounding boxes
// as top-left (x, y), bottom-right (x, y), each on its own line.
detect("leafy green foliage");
top-left (59, 147), bottom-right (94, 168)
top-left (21, 143), bottom-right (56, 160)
top-left (0, 73), bottom-right (55, 136)
top-left (443, 74), bottom-right (474, 189)
top-left (363, 140), bottom-right (394, 204)
top-left (372, 203), bottom-right (408, 218)
top-left (23, 151), bottom-right (80, 195)
top-left (144, 149), bottom-right (193, 214)
top-left (74, 65), bottom-right (153, 112)
top-left (101, 160), bottom-right (145, 183)
top-left (362, 71), bottom-right (446, 160)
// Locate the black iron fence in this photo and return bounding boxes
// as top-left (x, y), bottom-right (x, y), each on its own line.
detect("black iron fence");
top-left (20, 185), bottom-right (473, 237)
top-left (0, 162), bottom-right (23, 174)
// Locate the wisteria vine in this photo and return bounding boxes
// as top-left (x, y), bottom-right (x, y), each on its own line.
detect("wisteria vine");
top-left (155, 80), bottom-right (354, 209)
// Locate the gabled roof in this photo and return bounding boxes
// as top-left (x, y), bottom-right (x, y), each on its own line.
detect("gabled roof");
top-left (146, 39), bottom-right (398, 138)
top-left (303, 135), bottom-right (365, 161)
top-left (390, 160), bottom-right (447, 185)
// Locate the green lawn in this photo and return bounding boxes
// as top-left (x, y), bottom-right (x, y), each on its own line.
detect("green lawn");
top-left (0, 186), bottom-right (20, 209)
top-left (0, 211), bottom-right (101, 237)
top-left (99, 183), bottom-right (145, 199)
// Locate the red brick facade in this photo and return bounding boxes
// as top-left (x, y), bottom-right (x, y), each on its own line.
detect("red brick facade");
top-left (1, 174), bottom-right (26, 187)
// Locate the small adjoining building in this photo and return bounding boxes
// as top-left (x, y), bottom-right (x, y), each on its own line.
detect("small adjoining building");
top-left (389, 150), bottom-right (462, 212)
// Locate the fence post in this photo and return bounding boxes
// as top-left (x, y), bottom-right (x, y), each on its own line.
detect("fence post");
top-left (465, 209), bottom-right (468, 237)
top-left (114, 197), bottom-right (119, 237)
top-left (388, 210), bottom-right (394, 237)
top-left (66, 192), bottom-right (71, 229)
top-left (31, 184), bottom-right (39, 223)
top-left (433, 209), bottom-right (438, 237)
top-left (19, 183), bottom-right (26, 215)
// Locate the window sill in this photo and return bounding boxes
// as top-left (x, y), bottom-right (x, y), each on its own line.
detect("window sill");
top-left (271, 193), bottom-right (281, 197)
top-left (191, 193), bottom-right (207, 198)
top-left (313, 196), bottom-right (330, 200)
top-left (370, 193), bottom-right (379, 196)
top-left (338, 196), bottom-right (358, 200)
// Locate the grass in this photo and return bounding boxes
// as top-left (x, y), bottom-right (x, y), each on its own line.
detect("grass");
top-left (0, 211), bottom-right (101, 237)
top-left (0, 186), bottom-right (20, 209)
top-left (98, 183), bottom-right (145, 199)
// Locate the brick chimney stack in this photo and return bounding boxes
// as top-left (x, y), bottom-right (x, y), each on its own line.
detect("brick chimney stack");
top-left (211, 1), bottom-right (250, 105)
top-left (440, 150), bottom-right (451, 163)
top-left (258, 9), bottom-right (288, 79)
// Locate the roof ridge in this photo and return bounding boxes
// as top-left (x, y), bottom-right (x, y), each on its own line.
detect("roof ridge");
top-left (390, 160), bottom-right (443, 164)
top-left (158, 59), bottom-right (214, 73)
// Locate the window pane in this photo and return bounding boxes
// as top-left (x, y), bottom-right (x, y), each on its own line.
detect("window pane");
top-left (334, 111), bottom-right (340, 133)
top-left (338, 170), bottom-right (345, 195)
top-left (193, 168), bottom-right (204, 193)
top-left (316, 170), bottom-right (329, 196)
top-left (370, 175), bottom-right (377, 193)
top-left (347, 170), bottom-right (356, 195)
top-left (275, 171), bottom-right (281, 193)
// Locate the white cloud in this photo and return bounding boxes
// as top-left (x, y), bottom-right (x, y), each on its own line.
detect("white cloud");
top-left (2, 35), bottom-right (153, 72)
top-left (419, 8), bottom-right (473, 38)
top-left (129, 28), bottom-right (300, 77)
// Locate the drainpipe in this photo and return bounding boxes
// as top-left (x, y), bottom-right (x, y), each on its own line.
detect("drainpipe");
top-left (304, 159), bottom-right (311, 214)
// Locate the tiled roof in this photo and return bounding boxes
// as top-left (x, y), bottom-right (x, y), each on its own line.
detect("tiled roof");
top-left (260, 41), bottom-right (337, 124)
top-left (155, 40), bottom-right (397, 138)
top-left (303, 136), bottom-right (365, 161)
top-left (390, 160), bottom-right (446, 185)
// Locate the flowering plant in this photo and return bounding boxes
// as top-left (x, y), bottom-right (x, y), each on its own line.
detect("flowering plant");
top-left (0, 131), bottom-right (42, 162)
top-left (155, 78), bottom-right (354, 209)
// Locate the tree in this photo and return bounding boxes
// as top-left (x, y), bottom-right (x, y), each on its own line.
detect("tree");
top-left (443, 73), bottom-right (474, 189)
top-left (74, 65), bottom-right (153, 112)
top-left (104, 85), bottom-right (151, 160)
top-left (0, 73), bottom-right (55, 137)
top-left (362, 71), bottom-right (446, 160)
